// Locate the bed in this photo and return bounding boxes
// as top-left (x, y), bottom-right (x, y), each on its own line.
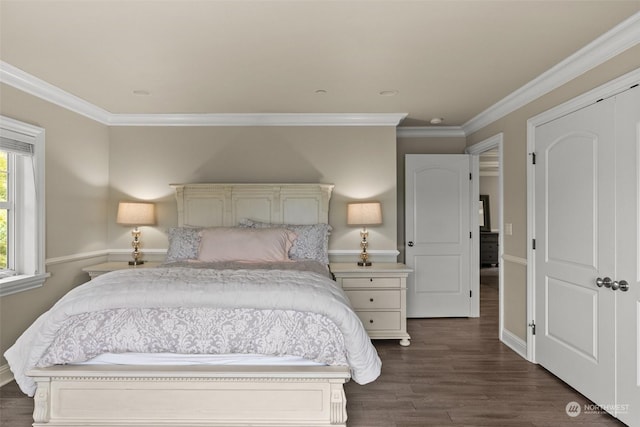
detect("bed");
top-left (5, 183), bottom-right (381, 427)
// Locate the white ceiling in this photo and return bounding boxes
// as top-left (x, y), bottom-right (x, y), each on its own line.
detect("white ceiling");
top-left (1, 1), bottom-right (639, 128)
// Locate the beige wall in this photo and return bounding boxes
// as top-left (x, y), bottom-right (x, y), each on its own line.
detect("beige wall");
top-left (106, 126), bottom-right (399, 257)
top-left (466, 44), bottom-right (640, 340)
top-left (0, 84), bottom-right (111, 364)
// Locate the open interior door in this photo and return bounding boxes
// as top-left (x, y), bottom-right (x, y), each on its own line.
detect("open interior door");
top-left (405, 154), bottom-right (472, 318)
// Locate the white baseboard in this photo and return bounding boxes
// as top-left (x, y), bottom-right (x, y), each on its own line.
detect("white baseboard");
top-left (0, 363), bottom-right (14, 387)
top-left (501, 328), bottom-right (528, 360)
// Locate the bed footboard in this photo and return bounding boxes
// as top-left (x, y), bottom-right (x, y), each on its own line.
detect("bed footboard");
top-left (28, 365), bottom-right (350, 426)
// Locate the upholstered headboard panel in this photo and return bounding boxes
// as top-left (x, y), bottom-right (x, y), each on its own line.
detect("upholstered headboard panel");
top-left (171, 183), bottom-right (334, 227)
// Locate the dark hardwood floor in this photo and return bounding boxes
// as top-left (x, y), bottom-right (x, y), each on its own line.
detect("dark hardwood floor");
top-left (344, 269), bottom-right (624, 426)
top-left (0, 269), bottom-right (624, 426)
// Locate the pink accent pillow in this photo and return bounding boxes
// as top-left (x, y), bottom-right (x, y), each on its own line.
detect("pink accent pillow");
top-left (197, 227), bottom-right (297, 263)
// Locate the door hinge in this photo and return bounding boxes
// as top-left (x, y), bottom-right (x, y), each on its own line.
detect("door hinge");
top-left (469, 173), bottom-right (472, 180)
top-left (529, 322), bottom-right (536, 335)
top-left (470, 290), bottom-right (472, 298)
top-left (532, 239), bottom-right (536, 250)
top-left (470, 231), bottom-right (472, 239)
top-left (531, 152), bottom-right (536, 165)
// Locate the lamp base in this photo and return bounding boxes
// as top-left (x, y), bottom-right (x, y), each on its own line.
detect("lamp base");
top-left (357, 261), bottom-right (372, 267)
top-left (128, 260), bottom-right (145, 266)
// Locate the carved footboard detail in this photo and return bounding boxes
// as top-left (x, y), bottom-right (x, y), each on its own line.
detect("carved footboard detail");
top-left (330, 384), bottom-right (348, 424)
top-left (28, 365), bottom-right (351, 426)
top-left (32, 377), bottom-right (50, 424)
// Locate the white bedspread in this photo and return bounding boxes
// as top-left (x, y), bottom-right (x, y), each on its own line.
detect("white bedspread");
top-left (5, 267), bottom-right (381, 396)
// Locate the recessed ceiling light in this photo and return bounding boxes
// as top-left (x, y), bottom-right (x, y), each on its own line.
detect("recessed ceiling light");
top-left (430, 117), bottom-right (444, 125)
top-left (314, 89), bottom-right (328, 95)
top-left (379, 90), bottom-right (398, 97)
top-left (133, 90), bottom-right (150, 96)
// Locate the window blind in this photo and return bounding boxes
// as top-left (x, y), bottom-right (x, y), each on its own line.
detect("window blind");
top-left (0, 136), bottom-right (34, 156)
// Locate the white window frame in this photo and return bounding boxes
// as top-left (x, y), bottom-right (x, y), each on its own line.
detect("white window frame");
top-left (0, 115), bottom-right (48, 296)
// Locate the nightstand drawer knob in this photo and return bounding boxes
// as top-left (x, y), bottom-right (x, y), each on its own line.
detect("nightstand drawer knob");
top-left (369, 319), bottom-right (374, 324)
top-left (369, 298), bottom-right (374, 302)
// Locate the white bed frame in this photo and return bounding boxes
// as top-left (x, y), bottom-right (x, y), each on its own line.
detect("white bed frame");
top-left (28, 183), bottom-right (352, 427)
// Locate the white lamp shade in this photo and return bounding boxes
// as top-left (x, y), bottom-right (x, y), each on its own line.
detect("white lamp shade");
top-left (117, 202), bottom-right (156, 226)
top-left (347, 202), bottom-right (382, 226)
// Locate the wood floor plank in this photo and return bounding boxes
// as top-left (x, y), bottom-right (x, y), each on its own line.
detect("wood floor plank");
top-left (0, 270), bottom-right (625, 426)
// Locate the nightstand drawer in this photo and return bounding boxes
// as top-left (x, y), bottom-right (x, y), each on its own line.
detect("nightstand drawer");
top-left (340, 277), bottom-right (401, 288)
top-left (357, 311), bottom-right (401, 331)
top-left (344, 290), bottom-right (400, 310)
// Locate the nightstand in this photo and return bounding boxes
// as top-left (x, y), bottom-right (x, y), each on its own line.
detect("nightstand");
top-left (330, 262), bottom-right (412, 346)
top-left (82, 261), bottom-right (162, 280)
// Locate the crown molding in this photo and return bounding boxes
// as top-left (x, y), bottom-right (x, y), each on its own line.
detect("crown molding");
top-left (106, 112), bottom-right (408, 127)
top-left (0, 62), bottom-right (406, 127)
top-left (2, 11), bottom-right (638, 131)
top-left (0, 61), bottom-right (112, 124)
top-left (396, 126), bottom-right (465, 138)
top-left (462, 11), bottom-right (640, 136)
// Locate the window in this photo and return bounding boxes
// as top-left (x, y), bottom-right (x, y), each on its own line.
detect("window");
top-left (0, 150), bottom-right (11, 273)
top-left (0, 116), bottom-right (47, 296)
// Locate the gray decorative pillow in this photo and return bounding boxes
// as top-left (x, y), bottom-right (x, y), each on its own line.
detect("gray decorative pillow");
top-left (165, 227), bottom-right (202, 263)
top-left (239, 219), bottom-right (331, 264)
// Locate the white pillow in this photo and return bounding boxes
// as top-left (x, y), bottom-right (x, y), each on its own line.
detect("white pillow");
top-left (198, 227), bottom-right (297, 263)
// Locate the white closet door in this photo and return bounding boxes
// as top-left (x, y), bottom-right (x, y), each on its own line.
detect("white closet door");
top-left (534, 97), bottom-right (616, 408)
top-left (614, 86), bottom-right (640, 426)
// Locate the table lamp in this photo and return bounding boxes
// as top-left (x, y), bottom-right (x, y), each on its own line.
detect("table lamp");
top-left (116, 201), bottom-right (156, 265)
top-left (347, 201), bottom-right (382, 266)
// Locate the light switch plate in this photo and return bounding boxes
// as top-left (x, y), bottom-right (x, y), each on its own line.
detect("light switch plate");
top-left (505, 223), bottom-right (513, 235)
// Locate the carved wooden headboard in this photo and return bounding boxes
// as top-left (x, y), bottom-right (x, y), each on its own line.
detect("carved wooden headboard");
top-left (170, 183), bottom-right (334, 227)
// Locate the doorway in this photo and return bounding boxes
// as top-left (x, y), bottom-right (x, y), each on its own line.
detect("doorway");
top-left (466, 134), bottom-right (503, 334)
